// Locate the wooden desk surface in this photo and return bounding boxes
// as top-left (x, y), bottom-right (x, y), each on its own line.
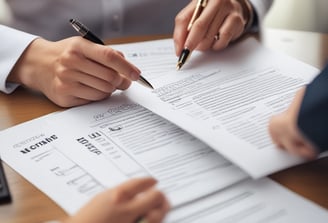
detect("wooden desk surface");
top-left (1, 35), bottom-right (328, 223)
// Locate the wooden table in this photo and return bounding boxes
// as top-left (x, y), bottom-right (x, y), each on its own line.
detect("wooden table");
top-left (1, 35), bottom-right (328, 223)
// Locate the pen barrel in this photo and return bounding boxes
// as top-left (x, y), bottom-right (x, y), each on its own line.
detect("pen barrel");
top-left (187, 0), bottom-right (207, 31)
top-left (84, 31), bottom-right (104, 45)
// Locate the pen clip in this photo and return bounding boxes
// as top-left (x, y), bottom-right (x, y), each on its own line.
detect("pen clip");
top-left (70, 19), bottom-right (88, 36)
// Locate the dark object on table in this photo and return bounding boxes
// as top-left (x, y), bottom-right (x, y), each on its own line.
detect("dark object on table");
top-left (0, 158), bottom-right (11, 204)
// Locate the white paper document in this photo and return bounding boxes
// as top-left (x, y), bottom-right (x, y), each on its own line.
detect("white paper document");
top-left (0, 115), bottom-right (105, 214)
top-left (46, 95), bottom-right (248, 207)
top-left (1, 97), bottom-right (328, 222)
top-left (166, 178), bottom-right (328, 222)
top-left (1, 37), bottom-right (327, 221)
top-left (117, 38), bottom-right (320, 178)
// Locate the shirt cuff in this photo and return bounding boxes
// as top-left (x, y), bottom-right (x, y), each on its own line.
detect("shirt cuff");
top-left (0, 25), bottom-right (38, 94)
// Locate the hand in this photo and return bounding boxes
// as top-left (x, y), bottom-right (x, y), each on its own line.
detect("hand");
top-left (65, 178), bottom-right (170, 223)
top-left (8, 37), bottom-right (141, 107)
top-left (173, 0), bottom-right (252, 55)
top-left (268, 88), bottom-right (318, 159)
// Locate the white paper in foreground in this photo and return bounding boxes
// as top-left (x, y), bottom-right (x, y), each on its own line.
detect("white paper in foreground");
top-left (0, 115), bottom-right (106, 214)
top-left (118, 38), bottom-right (320, 178)
top-left (1, 38), bottom-right (327, 221)
top-left (1, 103), bottom-right (328, 222)
top-left (46, 95), bottom-right (247, 207)
top-left (165, 178), bottom-right (328, 223)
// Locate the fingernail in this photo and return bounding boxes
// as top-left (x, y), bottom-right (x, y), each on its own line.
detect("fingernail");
top-left (130, 71), bottom-right (140, 81)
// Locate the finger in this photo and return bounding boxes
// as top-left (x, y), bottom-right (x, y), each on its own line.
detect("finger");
top-left (116, 50), bottom-right (125, 58)
top-left (64, 69), bottom-right (118, 94)
top-left (70, 81), bottom-right (113, 101)
top-left (143, 199), bottom-right (170, 223)
top-left (184, 0), bottom-right (226, 52)
top-left (279, 126), bottom-right (309, 157)
top-left (211, 15), bottom-right (244, 50)
top-left (130, 189), bottom-right (167, 215)
top-left (185, 0), bottom-right (238, 52)
top-left (297, 144), bottom-right (318, 160)
top-left (79, 71), bottom-right (120, 93)
top-left (115, 177), bottom-right (157, 200)
top-left (173, 1), bottom-right (197, 56)
top-left (50, 94), bottom-right (92, 108)
top-left (211, 14), bottom-right (244, 51)
top-left (70, 53), bottom-right (126, 87)
top-left (190, 1), bottom-right (232, 51)
top-left (43, 70), bottom-right (115, 107)
top-left (289, 130), bottom-right (318, 159)
top-left (46, 83), bottom-right (108, 108)
top-left (79, 39), bottom-right (141, 81)
top-left (116, 76), bottom-right (132, 91)
top-left (268, 116), bottom-right (286, 150)
top-left (283, 138), bottom-right (303, 156)
top-left (268, 115), bottom-right (299, 152)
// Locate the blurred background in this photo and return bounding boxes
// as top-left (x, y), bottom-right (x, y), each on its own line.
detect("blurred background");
top-left (0, 0), bottom-right (11, 23)
top-left (262, 0), bottom-right (328, 69)
top-left (0, 0), bottom-right (327, 68)
top-left (264, 0), bottom-right (328, 33)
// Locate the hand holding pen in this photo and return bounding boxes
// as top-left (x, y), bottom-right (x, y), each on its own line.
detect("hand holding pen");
top-left (8, 21), bottom-right (146, 107)
top-left (174, 0), bottom-right (254, 69)
top-left (70, 19), bottom-right (153, 89)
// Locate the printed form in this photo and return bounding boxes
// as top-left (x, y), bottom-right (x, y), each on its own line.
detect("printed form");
top-left (1, 38), bottom-right (327, 221)
top-left (1, 96), bottom-right (328, 222)
top-left (118, 38), bottom-right (321, 178)
top-left (46, 95), bottom-right (247, 207)
top-left (0, 115), bottom-right (106, 214)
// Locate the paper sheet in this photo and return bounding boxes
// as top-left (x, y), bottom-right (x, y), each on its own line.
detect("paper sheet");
top-left (1, 117), bottom-right (327, 222)
top-left (1, 38), bottom-right (327, 222)
top-left (0, 115), bottom-right (105, 214)
top-left (46, 95), bottom-right (247, 207)
top-left (166, 178), bottom-right (328, 222)
top-left (116, 38), bottom-right (320, 178)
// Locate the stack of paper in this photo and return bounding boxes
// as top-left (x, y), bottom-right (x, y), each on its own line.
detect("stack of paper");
top-left (0, 38), bottom-right (327, 222)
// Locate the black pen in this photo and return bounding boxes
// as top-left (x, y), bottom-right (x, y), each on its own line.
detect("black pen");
top-left (69, 19), bottom-right (154, 89)
top-left (176, 0), bottom-right (208, 70)
top-left (0, 158), bottom-right (11, 204)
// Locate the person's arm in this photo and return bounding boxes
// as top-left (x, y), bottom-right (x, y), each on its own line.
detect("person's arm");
top-left (297, 64), bottom-right (328, 153)
top-left (269, 87), bottom-right (317, 159)
top-left (173, 0), bottom-right (273, 56)
top-left (3, 25), bottom-right (142, 107)
top-left (269, 64), bottom-right (328, 159)
top-left (0, 25), bottom-right (37, 93)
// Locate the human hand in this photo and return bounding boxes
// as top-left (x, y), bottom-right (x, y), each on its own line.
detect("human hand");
top-left (8, 37), bottom-right (141, 107)
top-left (173, 0), bottom-right (253, 56)
top-left (65, 178), bottom-right (170, 223)
top-left (268, 88), bottom-right (318, 159)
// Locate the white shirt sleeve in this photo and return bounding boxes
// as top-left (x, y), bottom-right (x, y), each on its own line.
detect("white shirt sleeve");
top-left (0, 25), bottom-right (38, 94)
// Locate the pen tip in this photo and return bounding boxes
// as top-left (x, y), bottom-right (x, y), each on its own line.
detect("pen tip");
top-left (176, 63), bottom-right (182, 70)
top-left (138, 76), bottom-right (154, 90)
top-left (147, 82), bottom-right (154, 90)
top-left (176, 48), bottom-right (190, 70)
